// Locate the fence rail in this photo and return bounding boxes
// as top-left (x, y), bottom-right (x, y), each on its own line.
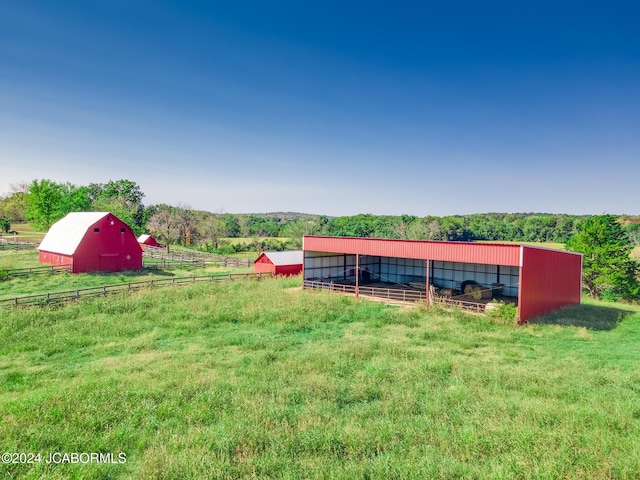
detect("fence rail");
top-left (0, 240), bottom-right (39, 251)
top-left (142, 251), bottom-right (251, 267)
top-left (143, 259), bottom-right (207, 269)
top-left (303, 280), bottom-right (427, 304)
top-left (0, 265), bottom-right (71, 278)
top-left (304, 280), bottom-right (490, 313)
top-left (1, 272), bottom-right (273, 309)
top-left (430, 295), bottom-right (486, 314)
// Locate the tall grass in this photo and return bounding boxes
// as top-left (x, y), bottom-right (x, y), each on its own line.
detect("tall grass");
top-left (1, 278), bottom-right (639, 479)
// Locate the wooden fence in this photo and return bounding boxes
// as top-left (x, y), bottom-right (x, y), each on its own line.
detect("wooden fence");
top-left (142, 251), bottom-right (251, 267)
top-left (0, 241), bottom-right (39, 251)
top-left (143, 259), bottom-right (207, 269)
top-left (429, 295), bottom-right (486, 314)
top-left (1, 272), bottom-right (273, 309)
top-left (303, 280), bottom-right (427, 304)
top-left (0, 265), bottom-right (71, 278)
top-left (304, 280), bottom-right (489, 313)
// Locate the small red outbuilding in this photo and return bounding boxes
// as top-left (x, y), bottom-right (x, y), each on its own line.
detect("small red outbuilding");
top-left (254, 251), bottom-right (303, 276)
top-left (38, 212), bottom-right (142, 273)
top-left (137, 234), bottom-right (162, 250)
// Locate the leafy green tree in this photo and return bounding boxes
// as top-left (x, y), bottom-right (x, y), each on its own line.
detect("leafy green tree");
top-left (200, 214), bottom-right (229, 250)
top-left (0, 219), bottom-right (10, 233)
top-left (59, 183), bottom-right (91, 213)
top-left (0, 184), bottom-right (28, 222)
top-left (624, 223), bottom-right (640, 247)
top-left (566, 215), bottom-right (639, 301)
top-left (146, 205), bottom-right (182, 251)
top-left (25, 179), bottom-right (64, 231)
top-left (92, 179), bottom-right (146, 233)
top-left (283, 217), bottom-right (323, 249)
top-left (221, 213), bottom-right (241, 238)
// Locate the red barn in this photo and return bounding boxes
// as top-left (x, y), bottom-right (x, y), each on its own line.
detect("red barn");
top-left (302, 236), bottom-right (582, 324)
top-left (137, 234), bottom-right (162, 250)
top-left (38, 212), bottom-right (142, 273)
top-left (254, 251), bottom-right (303, 276)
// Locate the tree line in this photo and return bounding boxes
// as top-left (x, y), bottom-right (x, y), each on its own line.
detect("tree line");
top-left (1, 179), bottom-right (638, 301)
top-left (1, 180), bottom-right (639, 248)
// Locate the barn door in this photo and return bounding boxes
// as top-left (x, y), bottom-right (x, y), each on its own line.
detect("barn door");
top-left (100, 254), bottom-right (120, 272)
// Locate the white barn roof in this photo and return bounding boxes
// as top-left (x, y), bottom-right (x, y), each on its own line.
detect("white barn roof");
top-left (38, 212), bottom-right (110, 255)
top-left (259, 250), bottom-right (303, 266)
top-left (137, 234), bottom-right (151, 242)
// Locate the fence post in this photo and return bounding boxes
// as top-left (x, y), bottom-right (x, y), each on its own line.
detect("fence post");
top-left (103, 286), bottom-right (107, 296)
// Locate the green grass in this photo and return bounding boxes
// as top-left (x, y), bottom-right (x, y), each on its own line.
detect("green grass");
top-left (0, 250), bottom-right (43, 270)
top-left (0, 278), bottom-right (639, 479)
top-left (0, 223), bottom-right (45, 242)
top-left (0, 249), bottom-right (251, 299)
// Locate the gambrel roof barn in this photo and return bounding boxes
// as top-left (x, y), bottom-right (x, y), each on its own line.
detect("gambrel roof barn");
top-left (38, 212), bottom-right (142, 273)
top-left (137, 234), bottom-right (162, 250)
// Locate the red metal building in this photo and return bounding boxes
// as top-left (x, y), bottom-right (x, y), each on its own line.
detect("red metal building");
top-left (38, 212), bottom-right (143, 273)
top-left (302, 236), bottom-right (582, 323)
top-left (137, 234), bottom-right (162, 250)
top-left (254, 251), bottom-right (303, 276)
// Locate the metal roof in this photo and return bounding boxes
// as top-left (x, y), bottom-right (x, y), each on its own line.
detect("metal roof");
top-left (137, 234), bottom-right (151, 242)
top-left (38, 212), bottom-right (110, 255)
top-left (303, 236), bottom-right (523, 266)
top-left (257, 250), bottom-right (303, 266)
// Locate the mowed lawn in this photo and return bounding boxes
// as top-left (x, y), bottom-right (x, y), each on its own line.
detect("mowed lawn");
top-left (1, 277), bottom-right (639, 479)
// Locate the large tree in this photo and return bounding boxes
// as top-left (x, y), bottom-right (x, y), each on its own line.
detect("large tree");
top-left (566, 215), bottom-right (639, 301)
top-left (24, 179), bottom-right (64, 231)
top-left (146, 206), bottom-right (181, 250)
top-left (91, 179), bottom-right (146, 233)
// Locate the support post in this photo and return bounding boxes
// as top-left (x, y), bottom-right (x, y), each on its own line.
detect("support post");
top-left (355, 254), bottom-right (360, 298)
top-left (425, 259), bottom-right (430, 310)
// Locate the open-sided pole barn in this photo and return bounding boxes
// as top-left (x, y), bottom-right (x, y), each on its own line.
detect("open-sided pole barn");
top-left (302, 236), bottom-right (582, 324)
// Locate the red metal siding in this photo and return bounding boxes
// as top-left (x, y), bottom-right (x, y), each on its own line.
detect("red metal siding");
top-left (39, 251), bottom-right (74, 271)
top-left (275, 264), bottom-right (303, 276)
top-left (518, 246), bottom-right (582, 323)
top-left (139, 236), bottom-right (161, 250)
top-left (39, 215), bottom-right (143, 273)
top-left (253, 254), bottom-right (302, 276)
top-left (303, 236), bottom-right (521, 266)
top-left (254, 254), bottom-right (275, 274)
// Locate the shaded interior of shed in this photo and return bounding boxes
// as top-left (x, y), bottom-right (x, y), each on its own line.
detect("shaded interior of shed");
top-left (303, 251), bottom-right (520, 302)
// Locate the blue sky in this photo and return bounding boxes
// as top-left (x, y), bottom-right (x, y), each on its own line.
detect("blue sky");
top-left (1, 1), bottom-right (639, 215)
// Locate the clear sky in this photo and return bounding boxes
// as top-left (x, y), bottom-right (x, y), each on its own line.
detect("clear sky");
top-left (1, 1), bottom-right (639, 216)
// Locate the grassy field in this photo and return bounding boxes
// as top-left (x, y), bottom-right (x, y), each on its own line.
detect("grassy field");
top-left (1, 276), bottom-right (639, 479)
top-left (0, 223), bottom-right (45, 242)
top-left (0, 249), bottom-right (251, 300)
